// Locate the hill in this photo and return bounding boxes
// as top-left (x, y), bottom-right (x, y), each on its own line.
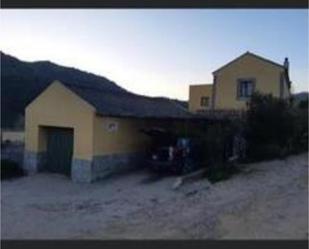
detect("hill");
top-left (1, 52), bottom-right (187, 129)
top-left (293, 91), bottom-right (309, 103)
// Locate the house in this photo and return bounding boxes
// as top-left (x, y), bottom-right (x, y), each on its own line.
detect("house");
top-left (23, 80), bottom-right (193, 183)
top-left (189, 52), bottom-right (292, 113)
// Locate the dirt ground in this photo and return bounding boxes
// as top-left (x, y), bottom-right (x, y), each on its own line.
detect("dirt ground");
top-left (1, 153), bottom-right (308, 239)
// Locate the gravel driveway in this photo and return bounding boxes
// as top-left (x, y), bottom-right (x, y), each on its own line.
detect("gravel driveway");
top-left (1, 153), bottom-right (308, 239)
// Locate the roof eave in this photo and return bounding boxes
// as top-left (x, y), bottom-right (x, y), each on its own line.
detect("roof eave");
top-left (95, 112), bottom-right (195, 120)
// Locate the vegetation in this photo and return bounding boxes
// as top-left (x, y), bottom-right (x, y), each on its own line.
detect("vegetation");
top-left (1, 159), bottom-right (24, 180)
top-left (244, 92), bottom-right (308, 161)
top-left (176, 92), bottom-right (308, 183)
top-left (202, 119), bottom-right (243, 182)
top-left (207, 161), bottom-right (240, 183)
top-left (298, 99), bottom-right (308, 109)
top-left (176, 119), bottom-right (243, 182)
top-left (292, 91), bottom-right (309, 108)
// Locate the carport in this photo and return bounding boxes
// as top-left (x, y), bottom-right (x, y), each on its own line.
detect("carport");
top-left (23, 80), bottom-right (194, 182)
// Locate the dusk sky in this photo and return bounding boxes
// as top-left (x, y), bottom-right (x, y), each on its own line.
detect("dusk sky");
top-left (1, 10), bottom-right (308, 100)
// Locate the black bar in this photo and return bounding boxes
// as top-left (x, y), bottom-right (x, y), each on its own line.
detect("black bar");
top-left (1, 240), bottom-right (309, 249)
top-left (1, 0), bottom-right (308, 8)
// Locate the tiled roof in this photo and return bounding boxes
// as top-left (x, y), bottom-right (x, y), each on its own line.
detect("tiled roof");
top-left (60, 81), bottom-right (193, 119)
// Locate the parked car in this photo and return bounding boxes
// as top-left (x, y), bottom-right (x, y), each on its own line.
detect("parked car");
top-left (141, 128), bottom-right (204, 175)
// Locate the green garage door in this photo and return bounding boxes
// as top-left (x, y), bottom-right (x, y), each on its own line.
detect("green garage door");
top-left (45, 127), bottom-right (74, 176)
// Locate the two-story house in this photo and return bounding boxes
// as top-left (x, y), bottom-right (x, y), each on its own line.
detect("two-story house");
top-left (189, 52), bottom-right (292, 113)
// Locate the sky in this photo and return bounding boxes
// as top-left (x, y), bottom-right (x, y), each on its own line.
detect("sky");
top-left (1, 9), bottom-right (308, 100)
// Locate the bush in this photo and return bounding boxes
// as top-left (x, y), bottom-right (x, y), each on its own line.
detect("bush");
top-left (204, 121), bottom-right (234, 164)
top-left (290, 108), bottom-right (308, 153)
top-left (200, 119), bottom-right (243, 182)
top-left (245, 92), bottom-right (308, 161)
top-left (175, 91), bottom-right (309, 182)
top-left (298, 99), bottom-right (308, 110)
top-left (246, 144), bottom-right (283, 161)
top-left (1, 159), bottom-right (24, 180)
top-left (174, 119), bottom-right (242, 182)
top-left (207, 162), bottom-right (240, 183)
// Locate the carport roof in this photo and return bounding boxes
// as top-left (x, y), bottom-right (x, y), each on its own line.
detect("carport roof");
top-left (60, 81), bottom-right (193, 119)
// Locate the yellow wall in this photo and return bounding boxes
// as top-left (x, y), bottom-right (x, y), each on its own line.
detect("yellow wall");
top-left (93, 116), bottom-right (152, 155)
top-left (25, 81), bottom-right (191, 161)
top-left (189, 84), bottom-right (213, 112)
top-left (25, 81), bottom-right (96, 160)
top-left (214, 54), bottom-right (285, 110)
top-left (93, 116), bottom-right (190, 156)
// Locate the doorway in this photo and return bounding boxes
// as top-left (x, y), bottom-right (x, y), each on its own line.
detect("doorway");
top-left (45, 127), bottom-right (74, 176)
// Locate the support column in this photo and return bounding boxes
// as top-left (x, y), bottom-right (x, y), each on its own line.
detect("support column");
top-left (23, 150), bottom-right (46, 174)
top-left (71, 158), bottom-right (93, 183)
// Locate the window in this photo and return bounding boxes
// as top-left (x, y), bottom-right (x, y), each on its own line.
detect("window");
top-left (106, 122), bottom-right (118, 132)
top-left (238, 79), bottom-right (255, 99)
top-left (200, 96), bottom-right (210, 107)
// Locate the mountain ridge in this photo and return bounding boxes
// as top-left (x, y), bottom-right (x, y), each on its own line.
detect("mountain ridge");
top-left (1, 51), bottom-right (188, 129)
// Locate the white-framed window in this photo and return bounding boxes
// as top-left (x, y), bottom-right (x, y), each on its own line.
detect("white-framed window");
top-left (237, 79), bottom-right (255, 99)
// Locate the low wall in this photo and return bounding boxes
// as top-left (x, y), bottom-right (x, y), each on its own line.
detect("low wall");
top-left (23, 150), bottom-right (146, 183)
top-left (71, 152), bottom-right (146, 183)
top-left (1, 142), bottom-right (24, 166)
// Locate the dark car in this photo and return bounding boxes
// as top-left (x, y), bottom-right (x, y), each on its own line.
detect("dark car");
top-left (141, 128), bottom-right (203, 175)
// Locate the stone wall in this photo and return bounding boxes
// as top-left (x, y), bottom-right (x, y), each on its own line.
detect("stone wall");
top-left (71, 152), bottom-right (146, 183)
top-left (23, 151), bottom-right (46, 174)
top-left (22, 149), bottom-right (146, 183)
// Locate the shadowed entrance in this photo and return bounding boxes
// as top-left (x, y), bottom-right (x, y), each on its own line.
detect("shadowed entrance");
top-left (45, 127), bottom-right (74, 176)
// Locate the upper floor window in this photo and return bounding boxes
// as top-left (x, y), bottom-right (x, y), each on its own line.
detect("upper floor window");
top-left (200, 96), bottom-right (210, 107)
top-left (237, 79), bottom-right (255, 99)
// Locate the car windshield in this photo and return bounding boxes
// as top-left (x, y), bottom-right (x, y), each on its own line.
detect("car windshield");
top-left (177, 138), bottom-right (190, 148)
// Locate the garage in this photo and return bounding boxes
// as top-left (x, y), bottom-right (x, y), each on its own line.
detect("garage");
top-left (23, 80), bottom-right (194, 182)
top-left (45, 127), bottom-right (74, 175)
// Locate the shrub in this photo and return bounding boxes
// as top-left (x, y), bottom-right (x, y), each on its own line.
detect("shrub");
top-left (1, 159), bottom-right (24, 180)
top-left (246, 144), bottom-right (283, 161)
top-left (204, 121), bottom-right (233, 164)
top-left (200, 119), bottom-right (243, 182)
top-left (245, 92), bottom-right (308, 161)
top-left (298, 99), bottom-right (308, 109)
top-left (207, 161), bottom-right (240, 183)
top-left (174, 119), bottom-right (242, 182)
top-left (290, 108), bottom-right (308, 153)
